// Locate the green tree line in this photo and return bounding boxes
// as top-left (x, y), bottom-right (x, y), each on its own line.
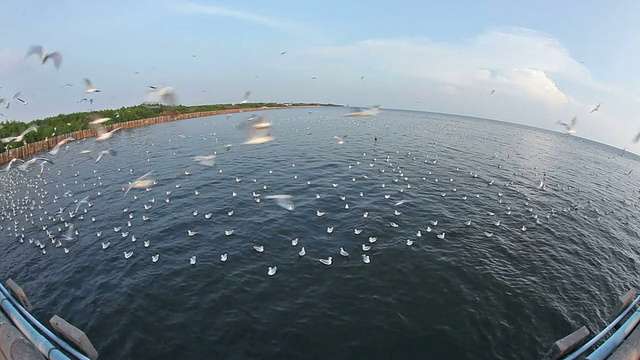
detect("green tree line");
top-left (0, 102), bottom-right (320, 153)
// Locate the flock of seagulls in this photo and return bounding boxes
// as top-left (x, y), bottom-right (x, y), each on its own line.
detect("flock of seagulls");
top-left (0, 103), bottom-right (606, 284)
top-left (0, 43), bottom-right (625, 287)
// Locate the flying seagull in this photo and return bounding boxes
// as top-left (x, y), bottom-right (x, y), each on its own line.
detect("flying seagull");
top-left (344, 105), bottom-right (380, 117)
top-left (1, 125), bottom-right (38, 143)
top-left (633, 131), bottom-right (640, 144)
top-left (556, 117), bottom-right (577, 135)
top-left (241, 115), bottom-right (274, 144)
top-left (49, 137), bottom-right (75, 155)
top-left (590, 103), bottom-right (601, 113)
top-left (240, 90), bottom-right (251, 104)
top-left (12, 92), bottom-right (27, 105)
top-left (280, 50), bottom-right (287, 55)
top-left (123, 171), bottom-right (155, 198)
top-left (84, 78), bottom-right (101, 93)
top-left (95, 149), bottom-right (117, 163)
top-left (145, 86), bottom-right (177, 107)
top-left (25, 45), bottom-right (62, 70)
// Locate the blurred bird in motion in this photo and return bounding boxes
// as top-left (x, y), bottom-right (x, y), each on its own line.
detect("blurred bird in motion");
top-left (145, 86), bottom-right (177, 107)
top-left (344, 105), bottom-right (380, 117)
top-left (239, 115), bottom-right (275, 144)
top-left (26, 45), bottom-right (62, 70)
top-left (1, 125), bottom-right (38, 143)
top-left (556, 117), bottom-right (577, 135)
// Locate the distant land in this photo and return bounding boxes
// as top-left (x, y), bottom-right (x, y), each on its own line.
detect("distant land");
top-left (0, 102), bottom-right (338, 154)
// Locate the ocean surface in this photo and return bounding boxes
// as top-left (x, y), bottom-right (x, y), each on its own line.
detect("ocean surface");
top-left (1, 107), bottom-right (640, 360)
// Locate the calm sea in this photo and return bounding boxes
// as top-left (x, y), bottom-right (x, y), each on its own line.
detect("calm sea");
top-left (1, 107), bottom-right (640, 360)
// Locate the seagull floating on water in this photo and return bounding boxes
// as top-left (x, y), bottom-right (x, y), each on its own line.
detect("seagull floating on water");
top-left (267, 266), bottom-right (277, 276)
top-left (319, 257), bottom-right (332, 266)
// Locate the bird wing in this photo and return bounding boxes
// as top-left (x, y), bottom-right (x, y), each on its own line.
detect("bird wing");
top-left (26, 45), bottom-right (43, 58)
top-left (83, 78), bottom-right (93, 89)
top-left (33, 157), bottom-right (53, 165)
top-left (43, 52), bottom-right (62, 70)
top-left (12, 92), bottom-right (21, 99)
top-left (569, 117), bottom-right (577, 128)
top-left (633, 131), bottom-right (640, 144)
top-left (161, 91), bottom-right (176, 106)
top-left (1, 136), bottom-right (16, 143)
top-left (21, 125), bottom-right (38, 137)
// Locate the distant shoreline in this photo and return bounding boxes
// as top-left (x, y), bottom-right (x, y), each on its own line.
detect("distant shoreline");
top-left (0, 104), bottom-right (319, 165)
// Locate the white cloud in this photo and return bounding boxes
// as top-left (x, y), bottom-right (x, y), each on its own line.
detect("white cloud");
top-left (310, 28), bottom-right (617, 106)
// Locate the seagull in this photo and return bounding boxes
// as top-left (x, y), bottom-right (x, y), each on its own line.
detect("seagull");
top-left (354, 229), bottom-right (362, 234)
top-left (123, 171), bottom-right (155, 198)
top-left (12, 92), bottom-right (27, 105)
top-left (102, 242), bottom-right (110, 250)
top-left (145, 86), bottom-right (177, 107)
top-left (49, 137), bottom-right (75, 155)
top-left (362, 244), bottom-right (371, 251)
top-left (221, 253), bottom-right (228, 262)
top-left (193, 154), bottom-right (216, 167)
top-left (362, 254), bottom-right (370, 263)
top-left (406, 239), bottom-right (413, 246)
top-left (1, 125), bottom-right (38, 143)
top-left (144, 240), bottom-right (150, 247)
top-left (152, 254), bottom-right (159, 263)
top-left (26, 45), bottom-right (62, 70)
top-left (332, 135), bottom-right (347, 144)
top-left (225, 230), bottom-right (234, 236)
top-left (124, 251), bottom-right (133, 259)
top-left (291, 237), bottom-right (299, 246)
top-left (437, 233), bottom-right (446, 239)
top-left (368, 237), bottom-right (377, 243)
top-left (241, 115), bottom-right (274, 144)
top-left (89, 115), bottom-right (111, 125)
top-left (4, 158), bottom-right (25, 171)
top-left (95, 149), bottom-right (117, 163)
top-left (280, 50), bottom-right (287, 55)
top-left (557, 117), bottom-right (577, 135)
top-left (267, 266), bottom-right (277, 276)
top-left (327, 226), bottom-right (334, 233)
top-left (298, 247), bottom-right (306, 256)
top-left (590, 103), bottom-right (601, 113)
top-left (343, 105), bottom-right (380, 117)
top-left (190, 256), bottom-right (197, 265)
top-left (340, 247), bottom-right (349, 257)
top-left (253, 245), bottom-right (264, 253)
top-left (187, 230), bottom-right (198, 237)
top-left (319, 257), bottom-right (332, 266)
top-left (240, 90), bottom-right (251, 104)
top-left (633, 131), bottom-right (640, 144)
top-left (95, 126), bottom-right (121, 141)
top-left (84, 78), bottom-right (101, 93)
top-left (264, 195), bottom-right (294, 211)
top-left (490, 89), bottom-right (496, 95)
top-left (316, 210), bottom-right (326, 217)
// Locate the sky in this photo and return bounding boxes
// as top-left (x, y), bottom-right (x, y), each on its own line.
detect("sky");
top-left (1, 0), bottom-right (640, 150)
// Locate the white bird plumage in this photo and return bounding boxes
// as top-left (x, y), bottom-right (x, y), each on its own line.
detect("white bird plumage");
top-left (26, 45), bottom-right (62, 70)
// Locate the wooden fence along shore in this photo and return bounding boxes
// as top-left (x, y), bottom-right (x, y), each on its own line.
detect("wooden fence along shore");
top-left (0, 106), bottom-right (294, 165)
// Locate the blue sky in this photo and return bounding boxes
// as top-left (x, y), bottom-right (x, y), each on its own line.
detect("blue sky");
top-left (2, 0), bottom-right (640, 150)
